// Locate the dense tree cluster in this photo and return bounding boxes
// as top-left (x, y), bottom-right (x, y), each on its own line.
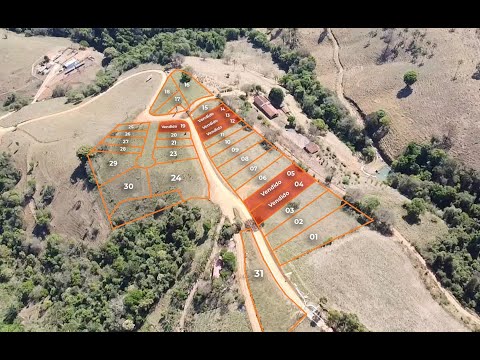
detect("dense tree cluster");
top-left (389, 141), bottom-right (480, 312)
top-left (326, 309), bottom-right (368, 332)
top-left (0, 151), bottom-right (215, 330)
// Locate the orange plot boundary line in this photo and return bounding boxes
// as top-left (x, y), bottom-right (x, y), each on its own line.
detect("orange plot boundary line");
top-left (240, 229), bottom-right (307, 332)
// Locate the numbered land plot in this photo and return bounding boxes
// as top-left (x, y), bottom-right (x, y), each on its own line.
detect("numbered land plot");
top-left (203, 118), bottom-right (248, 148)
top-left (157, 131), bottom-right (191, 140)
top-left (212, 131), bottom-right (263, 168)
top-left (190, 99), bottom-right (223, 119)
top-left (110, 190), bottom-right (183, 229)
top-left (114, 122), bottom-right (151, 131)
top-left (150, 76), bottom-right (182, 115)
top-left (275, 206), bottom-right (371, 265)
top-left (99, 167), bottom-right (151, 215)
top-left (159, 93), bottom-right (188, 115)
top-left (108, 128), bottom-right (148, 138)
top-left (156, 138), bottom-right (193, 148)
top-left (241, 230), bottom-right (306, 332)
top-left (235, 155), bottom-right (293, 199)
top-left (208, 127), bottom-right (256, 157)
top-left (101, 136), bottom-right (145, 148)
top-left (265, 188), bottom-right (344, 250)
top-left (226, 147), bottom-right (282, 185)
top-left (153, 146), bottom-right (198, 163)
top-left (243, 164), bottom-right (316, 225)
top-left (88, 152), bottom-right (140, 185)
top-left (261, 183), bottom-right (329, 235)
top-left (150, 159), bottom-right (209, 200)
top-left (171, 70), bottom-right (213, 104)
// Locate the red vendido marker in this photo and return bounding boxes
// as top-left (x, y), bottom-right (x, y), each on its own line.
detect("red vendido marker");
top-left (244, 164), bottom-right (315, 224)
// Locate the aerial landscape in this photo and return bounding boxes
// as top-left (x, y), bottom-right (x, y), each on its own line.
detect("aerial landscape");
top-left (0, 28), bottom-right (479, 332)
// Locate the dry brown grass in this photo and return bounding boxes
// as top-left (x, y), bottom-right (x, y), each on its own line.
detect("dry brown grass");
top-left (330, 28), bottom-right (480, 170)
top-left (0, 70), bottom-right (162, 243)
top-left (0, 31), bottom-right (73, 101)
top-left (0, 97), bottom-right (74, 127)
top-left (284, 227), bottom-right (467, 332)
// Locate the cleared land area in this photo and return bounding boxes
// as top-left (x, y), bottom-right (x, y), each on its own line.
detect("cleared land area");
top-left (331, 28), bottom-right (480, 170)
top-left (89, 120), bottom-right (209, 229)
top-left (0, 31), bottom-right (73, 102)
top-left (284, 228), bottom-right (467, 332)
top-left (241, 230), bottom-right (305, 332)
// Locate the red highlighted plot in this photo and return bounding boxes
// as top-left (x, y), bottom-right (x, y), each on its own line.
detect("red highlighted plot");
top-left (243, 164), bottom-right (315, 224)
top-left (193, 104), bottom-right (242, 142)
top-left (156, 120), bottom-right (190, 133)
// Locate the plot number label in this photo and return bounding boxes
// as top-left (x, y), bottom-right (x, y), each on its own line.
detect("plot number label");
top-left (285, 207), bottom-right (295, 214)
top-left (170, 151), bottom-right (177, 157)
top-left (170, 174), bottom-right (182, 182)
top-left (254, 270), bottom-right (264, 278)
top-left (120, 147), bottom-right (127, 152)
top-left (109, 161), bottom-right (118, 167)
top-left (171, 140), bottom-right (177, 145)
top-left (202, 104), bottom-right (209, 111)
top-left (309, 234), bottom-right (318, 240)
top-left (174, 96), bottom-right (181, 102)
top-left (123, 183), bottom-right (133, 190)
top-left (294, 218), bottom-right (304, 225)
top-left (231, 147), bottom-right (239, 153)
top-left (287, 170), bottom-right (295, 177)
top-left (258, 175), bottom-right (267, 181)
top-left (171, 133), bottom-right (178, 138)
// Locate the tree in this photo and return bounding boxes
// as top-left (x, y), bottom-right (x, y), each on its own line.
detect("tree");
top-left (268, 87), bottom-right (284, 108)
top-left (52, 84), bottom-right (69, 98)
top-left (404, 197), bottom-right (426, 223)
top-left (180, 72), bottom-right (191, 83)
top-left (287, 115), bottom-right (296, 128)
top-left (66, 90), bottom-right (85, 104)
top-left (41, 185), bottom-right (56, 204)
top-left (327, 309), bottom-right (368, 332)
top-left (79, 40), bottom-right (89, 48)
top-left (403, 70), bottom-right (418, 87)
top-left (362, 146), bottom-right (376, 162)
top-left (35, 208), bottom-right (52, 227)
top-left (221, 250), bottom-right (236, 272)
top-left (76, 145), bottom-right (93, 162)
